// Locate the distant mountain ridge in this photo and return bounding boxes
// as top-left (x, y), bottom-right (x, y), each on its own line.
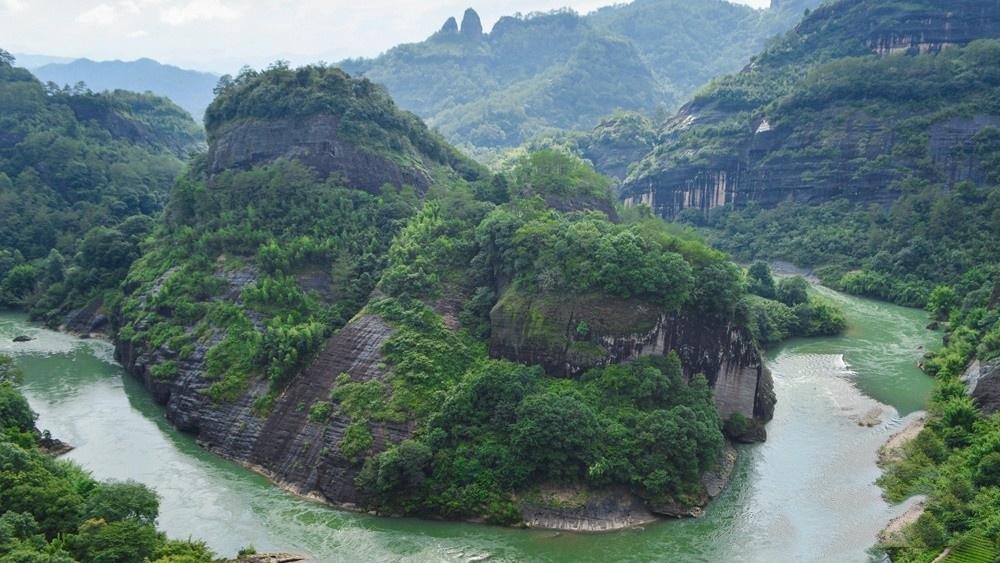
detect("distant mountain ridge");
top-left (339, 1), bottom-right (821, 155)
top-left (32, 57), bottom-right (218, 122)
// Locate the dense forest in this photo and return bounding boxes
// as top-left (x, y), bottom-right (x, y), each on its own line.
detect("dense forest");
top-left (339, 1), bottom-right (819, 157)
top-left (0, 50), bottom-right (203, 329)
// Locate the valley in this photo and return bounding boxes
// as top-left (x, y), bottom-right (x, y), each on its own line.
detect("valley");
top-left (3, 285), bottom-right (937, 561)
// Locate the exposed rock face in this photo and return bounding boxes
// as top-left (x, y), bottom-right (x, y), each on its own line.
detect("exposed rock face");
top-left (489, 292), bottom-right (775, 423)
top-left (116, 284), bottom-right (408, 509)
top-left (206, 114), bottom-right (433, 193)
top-left (460, 8), bottom-right (483, 38)
top-left (619, 0), bottom-right (1000, 219)
top-left (962, 358), bottom-right (1000, 415)
top-left (866, 3), bottom-right (999, 56)
top-left (518, 485), bottom-right (657, 531)
top-left (440, 16), bottom-right (459, 34)
top-left (61, 299), bottom-right (109, 335)
top-left (622, 111), bottom-right (1000, 219)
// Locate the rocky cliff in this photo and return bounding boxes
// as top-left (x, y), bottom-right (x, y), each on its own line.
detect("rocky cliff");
top-left (206, 114), bottom-right (433, 192)
top-left (962, 357), bottom-right (1000, 416)
top-left (489, 291), bottom-right (775, 423)
top-left (118, 309), bottom-right (403, 508)
top-left (619, 0), bottom-right (1000, 219)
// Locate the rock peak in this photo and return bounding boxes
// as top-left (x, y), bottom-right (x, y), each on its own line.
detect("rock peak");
top-left (460, 8), bottom-right (483, 38)
top-left (440, 16), bottom-right (458, 34)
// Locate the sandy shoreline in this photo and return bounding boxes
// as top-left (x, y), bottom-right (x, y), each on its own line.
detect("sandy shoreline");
top-left (878, 413), bottom-right (926, 466)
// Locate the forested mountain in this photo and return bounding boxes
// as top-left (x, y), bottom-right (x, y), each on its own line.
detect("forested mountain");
top-left (110, 63), bottom-right (806, 529)
top-left (0, 50), bottom-right (203, 326)
top-left (609, 0), bottom-right (1000, 308)
top-left (582, 1), bottom-right (1000, 558)
top-left (339, 1), bottom-right (819, 156)
top-left (32, 58), bottom-right (219, 122)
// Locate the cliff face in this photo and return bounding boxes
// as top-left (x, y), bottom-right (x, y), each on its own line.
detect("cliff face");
top-left (489, 291), bottom-right (775, 423)
top-left (623, 112), bottom-right (1000, 219)
top-left (206, 114), bottom-right (433, 193)
top-left (619, 0), bottom-right (1000, 219)
top-left (962, 357), bottom-right (1000, 416)
top-left (865, 2), bottom-right (1000, 56)
top-left (117, 301), bottom-right (405, 508)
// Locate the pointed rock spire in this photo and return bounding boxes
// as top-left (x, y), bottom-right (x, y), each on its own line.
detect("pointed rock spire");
top-left (460, 8), bottom-right (483, 38)
top-left (440, 16), bottom-right (458, 34)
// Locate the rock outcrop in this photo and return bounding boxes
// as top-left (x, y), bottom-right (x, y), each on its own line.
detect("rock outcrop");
top-left (206, 114), bottom-right (434, 193)
top-left (961, 358), bottom-right (1000, 415)
top-left (117, 307), bottom-right (405, 510)
top-left (61, 298), bottom-right (109, 335)
top-left (460, 8), bottom-right (483, 39)
top-left (489, 291), bottom-right (775, 424)
top-left (518, 485), bottom-right (657, 532)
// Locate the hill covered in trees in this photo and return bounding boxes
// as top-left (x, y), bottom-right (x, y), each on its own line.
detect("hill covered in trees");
top-left (338, 1), bottom-right (819, 157)
top-left (603, 0), bottom-right (1000, 310)
top-left (32, 58), bottom-right (220, 122)
top-left (586, 0), bottom-right (1000, 557)
top-left (110, 63), bottom-right (817, 528)
top-left (0, 49), bottom-right (203, 328)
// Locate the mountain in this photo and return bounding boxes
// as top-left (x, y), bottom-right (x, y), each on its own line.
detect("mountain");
top-left (10, 52), bottom-right (74, 69)
top-left (114, 63), bottom-right (780, 529)
top-left (609, 0), bottom-right (1000, 305)
top-left (620, 0), bottom-right (1000, 218)
top-left (592, 2), bottom-right (1000, 559)
top-left (0, 49), bottom-right (204, 325)
top-left (339, 1), bottom-right (820, 155)
top-left (32, 57), bottom-right (219, 122)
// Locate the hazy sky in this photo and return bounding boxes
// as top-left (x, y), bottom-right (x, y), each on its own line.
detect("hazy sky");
top-left (2, 0), bottom-right (771, 73)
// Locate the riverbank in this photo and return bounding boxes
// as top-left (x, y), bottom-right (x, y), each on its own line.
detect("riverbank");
top-left (2, 285), bottom-right (939, 561)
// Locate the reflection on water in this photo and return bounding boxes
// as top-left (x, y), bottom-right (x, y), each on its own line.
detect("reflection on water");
top-left (0, 290), bottom-right (937, 562)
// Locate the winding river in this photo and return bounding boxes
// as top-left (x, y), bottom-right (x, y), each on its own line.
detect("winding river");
top-left (0, 286), bottom-right (936, 562)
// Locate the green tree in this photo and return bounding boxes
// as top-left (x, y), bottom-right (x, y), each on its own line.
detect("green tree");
top-left (511, 392), bottom-right (600, 481)
top-left (747, 261), bottom-right (777, 299)
top-left (82, 481), bottom-right (159, 526)
top-left (776, 276), bottom-right (810, 307)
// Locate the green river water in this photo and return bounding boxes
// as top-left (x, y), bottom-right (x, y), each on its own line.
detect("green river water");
top-left (0, 286), bottom-right (937, 562)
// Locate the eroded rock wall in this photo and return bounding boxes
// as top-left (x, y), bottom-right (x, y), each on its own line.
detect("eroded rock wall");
top-left (116, 309), bottom-right (405, 508)
top-left (206, 114), bottom-right (433, 193)
top-left (489, 292), bottom-right (775, 423)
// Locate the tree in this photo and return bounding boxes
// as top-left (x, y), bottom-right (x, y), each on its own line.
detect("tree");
top-left (82, 481), bottom-right (159, 526)
top-left (43, 249), bottom-right (65, 284)
top-left (777, 276), bottom-right (810, 306)
top-left (511, 392), bottom-right (600, 481)
top-left (926, 285), bottom-right (957, 321)
top-left (0, 50), bottom-right (13, 67)
top-left (747, 261), bottom-right (776, 299)
top-left (0, 383), bottom-right (36, 434)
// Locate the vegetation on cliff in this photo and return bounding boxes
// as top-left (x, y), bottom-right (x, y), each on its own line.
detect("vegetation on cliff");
top-left (120, 65), bottom-right (768, 525)
top-left (661, 25), bottom-right (1000, 308)
top-left (0, 49), bottom-right (202, 326)
top-left (877, 273), bottom-right (1000, 562)
top-left (349, 150), bottom-right (737, 522)
top-left (0, 353), bottom-right (217, 562)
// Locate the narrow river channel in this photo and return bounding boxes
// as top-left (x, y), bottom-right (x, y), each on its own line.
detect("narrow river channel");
top-left (0, 286), bottom-right (937, 562)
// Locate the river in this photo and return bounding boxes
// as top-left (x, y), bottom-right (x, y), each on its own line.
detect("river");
top-left (0, 286), bottom-right (937, 562)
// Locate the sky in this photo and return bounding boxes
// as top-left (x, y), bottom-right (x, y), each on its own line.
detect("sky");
top-left (1, 0), bottom-right (771, 74)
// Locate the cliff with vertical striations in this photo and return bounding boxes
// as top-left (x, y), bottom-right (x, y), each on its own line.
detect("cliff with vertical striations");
top-left (619, 0), bottom-right (1000, 219)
